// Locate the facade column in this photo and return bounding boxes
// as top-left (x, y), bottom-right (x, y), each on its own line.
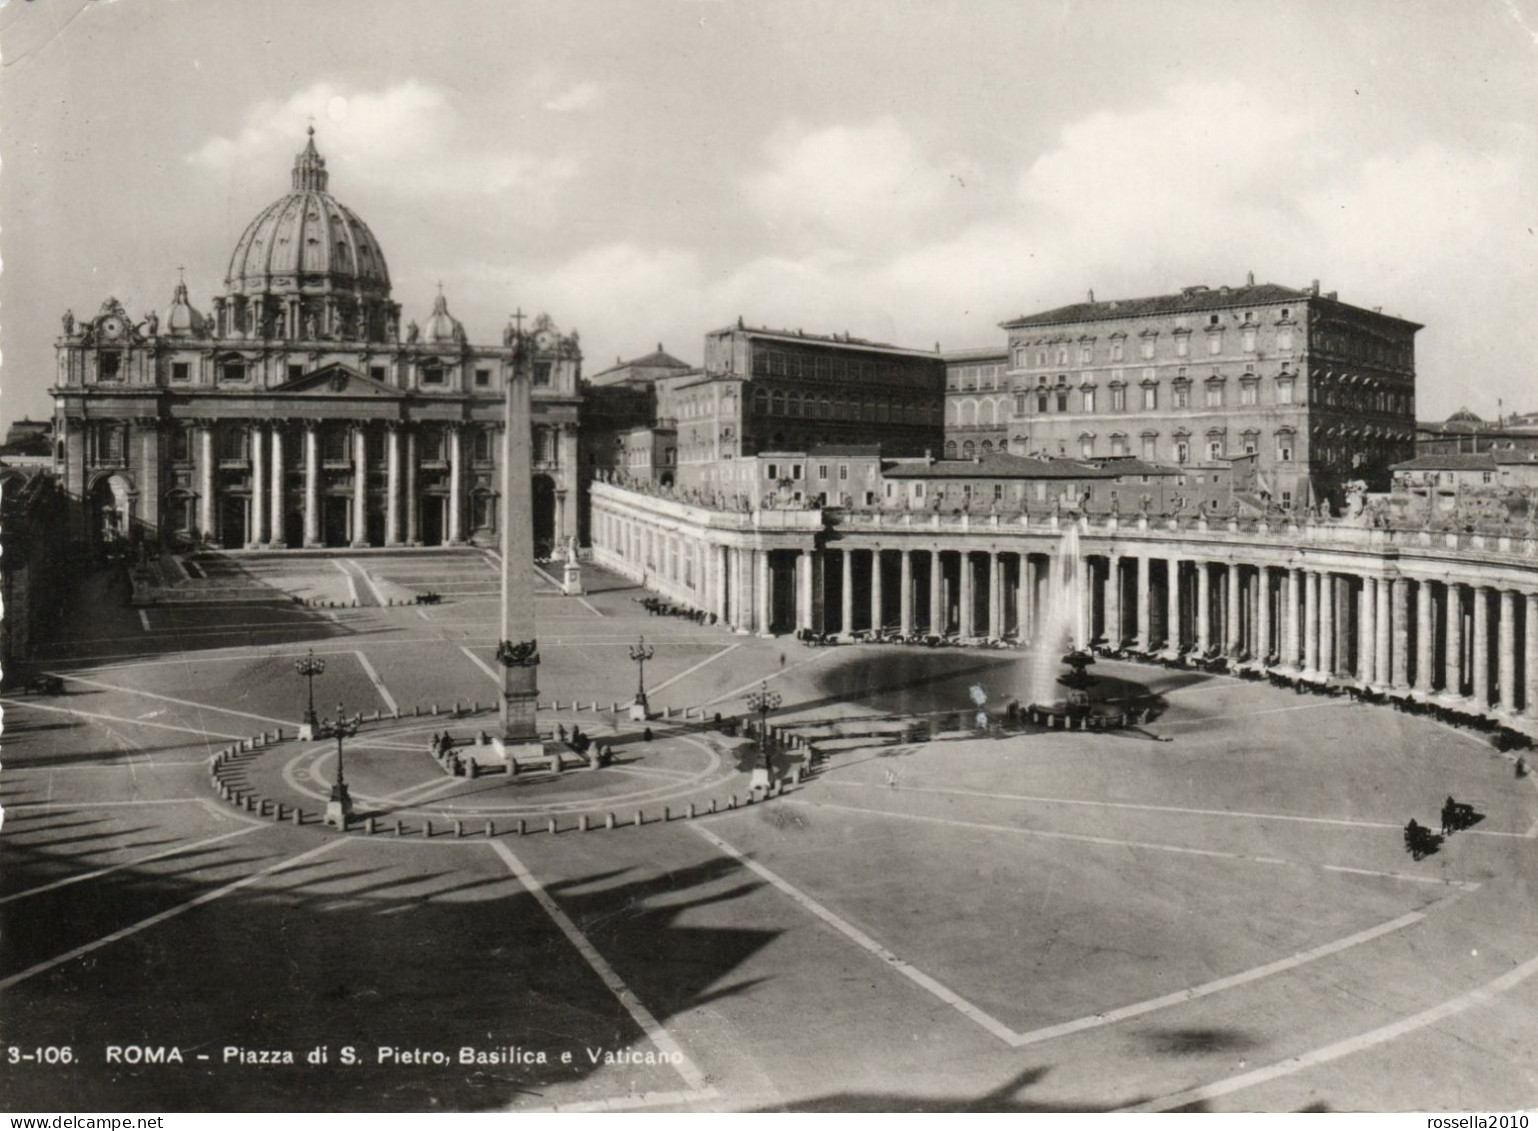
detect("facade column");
top-left (1192, 562), bottom-right (1209, 653)
top-left (1390, 578), bottom-right (1410, 690)
top-left (1135, 556), bottom-right (1150, 651)
top-left (988, 551), bottom-right (1003, 639)
top-left (1444, 583), bottom-right (1463, 696)
top-left (871, 549), bottom-right (885, 635)
top-left (1359, 577), bottom-right (1377, 684)
top-left (756, 550), bottom-right (771, 636)
top-left (899, 550), bottom-right (914, 637)
top-left (929, 549), bottom-right (943, 635)
top-left (248, 422), bottom-right (266, 548)
top-left (1414, 580), bottom-right (1434, 695)
top-left (1472, 586), bottom-right (1491, 708)
top-left (447, 425), bottom-right (463, 544)
top-left (1164, 558), bottom-right (1181, 654)
top-left (1375, 576), bottom-right (1392, 688)
top-left (303, 423), bottom-right (320, 547)
top-left (1498, 589), bottom-right (1516, 713)
top-left (959, 552), bottom-right (974, 638)
top-left (405, 429), bottom-right (420, 545)
top-left (1078, 555), bottom-right (1093, 649)
top-left (1319, 570), bottom-right (1335, 677)
top-left (385, 424), bottom-right (403, 546)
top-left (840, 549), bottom-right (854, 636)
top-left (1103, 555), bottom-right (1120, 647)
top-left (268, 425), bottom-right (285, 547)
top-left (1525, 593), bottom-right (1538, 718)
top-left (199, 423), bottom-right (216, 541)
top-left (1226, 562), bottom-right (1242, 657)
top-left (1256, 565), bottom-right (1272, 663)
top-left (351, 424), bottom-right (369, 547)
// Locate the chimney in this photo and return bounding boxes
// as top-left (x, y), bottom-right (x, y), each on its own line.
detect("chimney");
top-left (1246, 270), bottom-right (1254, 286)
top-left (925, 448), bottom-right (934, 465)
top-left (1087, 288), bottom-right (1095, 303)
top-left (1310, 279), bottom-right (1321, 296)
top-left (657, 342), bottom-right (663, 352)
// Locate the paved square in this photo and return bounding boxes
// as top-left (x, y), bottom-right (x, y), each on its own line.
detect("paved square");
top-left (4, 552), bottom-right (1537, 1111)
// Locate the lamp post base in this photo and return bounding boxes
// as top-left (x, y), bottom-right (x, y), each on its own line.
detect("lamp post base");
top-left (324, 784), bottom-right (353, 830)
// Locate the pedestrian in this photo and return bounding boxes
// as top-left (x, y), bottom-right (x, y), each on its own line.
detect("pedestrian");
top-left (643, 726), bottom-right (654, 742)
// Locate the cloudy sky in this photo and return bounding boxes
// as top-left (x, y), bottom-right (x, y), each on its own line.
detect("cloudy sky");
top-left (3, 0), bottom-right (1535, 428)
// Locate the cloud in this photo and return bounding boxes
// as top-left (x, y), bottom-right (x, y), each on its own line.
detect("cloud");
top-left (187, 81), bottom-right (578, 200)
top-left (545, 81), bottom-right (605, 113)
top-left (742, 117), bottom-right (973, 249)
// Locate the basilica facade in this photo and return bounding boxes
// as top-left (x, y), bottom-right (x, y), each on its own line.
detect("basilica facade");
top-left (52, 130), bottom-right (582, 556)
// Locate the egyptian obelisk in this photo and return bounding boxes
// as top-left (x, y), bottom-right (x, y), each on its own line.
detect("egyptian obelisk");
top-left (498, 330), bottom-right (543, 756)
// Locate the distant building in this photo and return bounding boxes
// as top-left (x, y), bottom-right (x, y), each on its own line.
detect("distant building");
top-left (1416, 407), bottom-right (1538, 456)
top-left (0, 468), bottom-right (66, 673)
top-left (1391, 449), bottom-right (1538, 493)
top-left (586, 344), bottom-right (693, 390)
top-left (999, 277), bottom-right (1420, 508)
top-left (942, 345), bottom-right (1011, 458)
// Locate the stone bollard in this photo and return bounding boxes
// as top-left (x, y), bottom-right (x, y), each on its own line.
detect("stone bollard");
top-left (687, 802), bottom-right (696, 819)
top-left (634, 810), bottom-right (643, 827)
top-left (611, 702), bottom-right (619, 713)
top-left (664, 806), bottom-right (671, 821)
top-left (484, 820), bottom-right (494, 837)
top-left (367, 817), bottom-right (377, 834)
top-left (710, 798), bottom-right (718, 813)
top-left (424, 820), bottom-right (433, 838)
top-left (664, 706), bottom-right (672, 719)
top-left (590, 701), bottom-right (598, 712)
top-left (393, 708), bottom-right (400, 719)
top-left (472, 701), bottom-right (479, 713)
top-left (394, 820), bottom-right (403, 836)
top-left (729, 795), bottom-right (737, 809)
top-left (413, 705), bottom-right (420, 717)
top-left (292, 809), bottom-right (303, 826)
top-left (454, 819), bottom-right (463, 838)
top-left (792, 766), bottom-right (802, 786)
top-left (548, 817), bottom-right (558, 835)
top-left (581, 815), bottom-right (590, 832)
top-left (518, 818), bottom-right (527, 836)
top-left (432, 703), bottom-right (439, 715)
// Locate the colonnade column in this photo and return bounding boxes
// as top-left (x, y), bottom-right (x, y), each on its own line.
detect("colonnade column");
top-left (988, 552), bottom-right (1003, 639)
top-left (796, 550), bottom-right (813, 631)
top-left (1444, 583), bottom-right (1463, 697)
top-left (1471, 586), bottom-right (1490, 707)
top-left (1304, 570), bottom-right (1320, 675)
top-left (1413, 580), bottom-right (1434, 695)
top-left (1359, 578), bottom-right (1377, 684)
top-left (1078, 556), bottom-right (1093, 649)
top-left (351, 424), bottom-right (368, 547)
top-left (1256, 565), bottom-right (1271, 663)
top-left (929, 549), bottom-right (943, 635)
top-left (1498, 589), bottom-right (1516, 713)
top-left (248, 422), bottom-right (266, 548)
top-left (1225, 563), bottom-right (1242, 657)
top-left (958, 553), bottom-right (974, 638)
top-left (303, 422), bottom-right (320, 548)
top-left (1165, 559), bottom-right (1181, 655)
top-left (197, 423), bottom-right (216, 541)
top-left (1136, 557), bottom-right (1151, 651)
top-left (1391, 578), bottom-right (1410, 690)
top-left (1525, 593), bottom-right (1538, 718)
top-left (840, 549), bottom-right (854, 636)
top-left (1018, 554), bottom-right (1033, 641)
top-left (1374, 576), bottom-right (1392, 687)
top-left (871, 550), bottom-right (885, 635)
top-left (899, 550), bottom-right (914, 637)
top-left (756, 550), bottom-right (771, 637)
top-left (1192, 562), bottom-right (1209, 653)
top-left (1105, 555), bottom-right (1121, 647)
top-left (1284, 568), bottom-right (1300, 668)
top-left (1319, 570), bottom-right (1334, 677)
top-left (447, 425), bottom-right (463, 545)
top-left (268, 426), bottom-right (285, 548)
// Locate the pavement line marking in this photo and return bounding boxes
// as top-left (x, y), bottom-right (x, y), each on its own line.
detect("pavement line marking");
top-left (137, 609), bottom-right (151, 632)
top-left (688, 822), bottom-right (1021, 1045)
top-left (790, 799), bottom-right (1471, 888)
top-left (353, 650), bottom-right (399, 715)
top-left (1011, 910), bottom-right (1435, 1048)
top-left (6, 798), bottom-right (234, 810)
top-left (487, 840), bottom-right (709, 1092)
top-left (0, 698), bottom-right (247, 742)
top-left (577, 596), bottom-right (604, 618)
top-left (0, 825), bottom-right (267, 906)
top-left (42, 674), bottom-right (294, 728)
top-left (332, 559), bottom-right (361, 605)
top-left (817, 778), bottom-right (1530, 841)
top-left (347, 559), bottom-right (389, 607)
top-left (1156, 699), bottom-right (1353, 727)
top-left (459, 644), bottom-right (501, 684)
top-left (704, 647), bottom-right (837, 708)
top-left (648, 643), bottom-right (744, 696)
top-left (1121, 947), bottom-right (1538, 1112)
top-left (417, 607), bottom-right (432, 621)
top-left (0, 839), bottom-right (343, 993)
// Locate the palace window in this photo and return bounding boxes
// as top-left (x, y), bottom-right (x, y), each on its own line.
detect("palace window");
top-left (1240, 379), bottom-right (1258, 406)
top-left (287, 364), bottom-right (304, 382)
top-left (171, 426), bottom-right (192, 463)
top-left (1173, 383), bottom-right (1190, 409)
top-left (1079, 344), bottom-right (1093, 364)
top-left (475, 368), bottom-right (491, 388)
top-left (172, 362), bottom-right (191, 383)
top-left (322, 427), bottom-right (349, 463)
top-left (1037, 392), bottom-right (1049, 413)
top-left (534, 361), bottom-right (552, 387)
top-left (1277, 378), bottom-right (1295, 404)
top-left (1080, 436), bottom-right (1094, 458)
top-left (1276, 433), bottom-right (1295, 461)
top-left (1207, 440), bottom-right (1223, 460)
top-left (1175, 335), bottom-right (1189, 358)
top-left (1278, 328), bottom-right (1294, 351)
top-left (420, 362), bottom-right (445, 386)
top-left (1142, 384), bottom-right (1158, 410)
top-left (1082, 388), bottom-right (1096, 413)
top-left (839, 464), bottom-right (849, 481)
top-left (99, 352), bottom-right (123, 382)
top-left (97, 424), bottom-right (125, 463)
top-left (1207, 332), bottom-right (1223, 355)
top-left (1055, 391), bottom-right (1068, 412)
top-left (1110, 385), bottom-right (1126, 411)
top-left (370, 366), bottom-right (387, 384)
top-left (1141, 337), bottom-right (1156, 360)
top-left (1175, 440), bottom-right (1190, 464)
top-left (1141, 434), bottom-right (1157, 460)
top-left (365, 428), bottom-right (385, 465)
top-left (1243, 328), bottom-right (1257, 352)
top-left (221, 361), bottom-right (246, 383)
top-left (221, 426), bottom-right (249, 462)
top-left (1205, 383), bottom-right (1224, 408)
top-left (1110, 434), bottom-right (1127, 457)
top-left (1015, 392), bottom-right (1027, 415)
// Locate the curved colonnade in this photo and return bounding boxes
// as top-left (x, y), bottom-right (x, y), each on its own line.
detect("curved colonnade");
top-left (591, 482), bottom-right (1538, 734)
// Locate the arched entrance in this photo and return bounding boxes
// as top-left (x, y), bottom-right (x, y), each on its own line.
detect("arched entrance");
top-left (89, 473), bottom-right (134, 557)
top-left (532, 474), bottom-right (556, 559)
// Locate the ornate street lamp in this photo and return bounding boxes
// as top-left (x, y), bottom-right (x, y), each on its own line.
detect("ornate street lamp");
top-left (294, 648), bottom-right (326, 740)
top-left (322, 700), bottom-right (362, 830)
top-left (628, 635), bottom-right (655, 721)
top-left (744, 680), bottom-right (781, 790)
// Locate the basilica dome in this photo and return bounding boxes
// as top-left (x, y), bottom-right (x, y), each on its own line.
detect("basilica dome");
top-left (225, 128), bottom-right (391, 301)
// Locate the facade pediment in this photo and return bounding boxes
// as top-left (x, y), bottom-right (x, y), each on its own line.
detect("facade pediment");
top-left (274, 363), bottom-right (403, 398)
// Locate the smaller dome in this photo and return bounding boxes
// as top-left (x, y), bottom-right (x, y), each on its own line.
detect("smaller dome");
top-left (1447, 407), bottom-right (1483, 424)
top-left (423, 289), bottom-right (465, 343)
top-left (162, 278), bottom-right (206, 338)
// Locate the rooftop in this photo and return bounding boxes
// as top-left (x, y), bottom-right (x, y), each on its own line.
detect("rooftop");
top-left (881, 452), bottom-right (1121, 480)
top-left (711, 320), bottom-right (941, 360)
